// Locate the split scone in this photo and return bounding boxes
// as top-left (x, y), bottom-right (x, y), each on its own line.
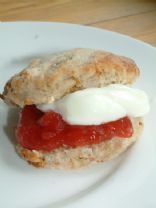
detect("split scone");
top-left (2, 48), bottom-right (150, 169)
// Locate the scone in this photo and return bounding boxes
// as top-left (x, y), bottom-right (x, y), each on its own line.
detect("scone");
top-left (2, 48), bottom-right (149, 169)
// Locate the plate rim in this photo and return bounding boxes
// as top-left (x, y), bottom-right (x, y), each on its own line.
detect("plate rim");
top-left (0, 21), bottom-right (156, 52)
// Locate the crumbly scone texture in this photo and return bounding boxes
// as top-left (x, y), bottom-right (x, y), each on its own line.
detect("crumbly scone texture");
top-left (3, 48), bottom-right (139, 107)
top-left (16, 117), bottom-right (143, 169)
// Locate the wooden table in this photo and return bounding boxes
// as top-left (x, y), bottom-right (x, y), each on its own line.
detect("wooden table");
top-left (0, 0), bottom-right (156, 47)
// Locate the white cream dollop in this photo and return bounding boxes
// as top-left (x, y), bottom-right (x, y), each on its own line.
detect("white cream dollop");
top-left (37, 84), bottom-right (150, 125)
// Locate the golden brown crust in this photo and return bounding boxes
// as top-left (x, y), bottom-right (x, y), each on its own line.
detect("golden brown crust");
top-left (2, 48), bottom-right (139, 107)
top-left (16, 117), bottom-right (143, 169)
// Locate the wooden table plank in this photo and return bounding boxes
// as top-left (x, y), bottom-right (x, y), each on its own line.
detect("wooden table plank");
top-left (0, 0), bottom-right (156, 25)
top-left (91, 10), bottom-right (156, 46)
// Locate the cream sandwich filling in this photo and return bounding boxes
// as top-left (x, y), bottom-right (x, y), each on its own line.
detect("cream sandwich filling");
top-left (37, 84), bottom-right (150, 125)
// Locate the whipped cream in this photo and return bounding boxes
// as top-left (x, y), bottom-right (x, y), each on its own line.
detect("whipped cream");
top-left (37, 84), bottom-right (150, 125)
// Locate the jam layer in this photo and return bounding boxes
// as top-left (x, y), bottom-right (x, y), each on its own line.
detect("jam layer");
top-left (16, 105), bottom-right (133, 152)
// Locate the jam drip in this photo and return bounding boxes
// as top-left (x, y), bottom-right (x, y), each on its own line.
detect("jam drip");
top-left (16, 105), bottom-right (133, 151)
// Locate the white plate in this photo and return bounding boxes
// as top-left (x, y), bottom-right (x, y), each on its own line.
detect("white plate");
top-left (0, 22), bottom-right (156, 208)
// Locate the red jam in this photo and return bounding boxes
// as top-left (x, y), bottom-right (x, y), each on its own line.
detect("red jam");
top-left (16, 105), bottom-right (133, 152)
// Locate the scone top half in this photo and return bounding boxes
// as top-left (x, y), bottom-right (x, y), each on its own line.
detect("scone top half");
top-left (2, 48), bottom-right (139, 107)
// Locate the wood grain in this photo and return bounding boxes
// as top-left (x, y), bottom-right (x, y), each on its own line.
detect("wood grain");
top-left (90, 10), bottom-right (156, 46)
top-left (0, 0), bottom-right (156, 46)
